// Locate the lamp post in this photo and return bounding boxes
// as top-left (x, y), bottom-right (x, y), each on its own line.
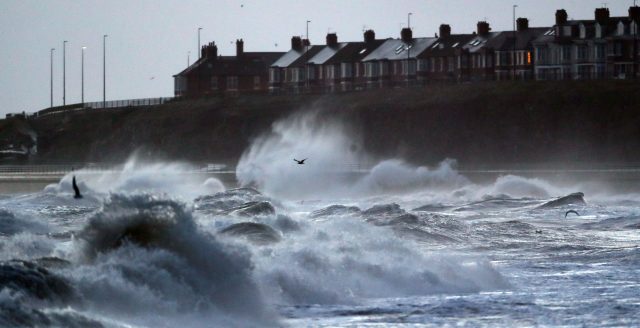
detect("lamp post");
top-left (81, 47), bottom-right (86, 104)
top-left (63, 40), bottom-right (68, 105)
top-left (305, 20), bottom-right (310, 90)
top-left (198, 27), bottom-right (203, 58)
top-left (103, 34), bottom-right (108, 108)
top-left (50, 48), bottom-right (55, 108)
top-left (513, 5), bottom-right (518, 80)
top-left (407, 13), bottom-right (413, 83)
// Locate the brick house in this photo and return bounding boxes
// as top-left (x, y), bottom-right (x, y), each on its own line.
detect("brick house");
top-left (533, 7), bottom-right (640, 80)
top-left (173, 40), bottom-right (283, 96)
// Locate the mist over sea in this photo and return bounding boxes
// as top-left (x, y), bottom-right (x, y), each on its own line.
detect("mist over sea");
top-left (0, 110), bottom-right (639, 327)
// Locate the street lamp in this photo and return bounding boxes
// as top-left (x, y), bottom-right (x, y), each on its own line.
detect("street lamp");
top-left (513, 5), bottom-right (518, 80)
top-left (81, 47), bottom-right (86, 104)
top-left (50, 48), bottom-right (55, 108)
top-left (198, 27), bottom-right (203, 58)
top-left (63, 40), bottom-right (68, 105)
top-left (407, 13), bottom-right (413, 82)
top-left (305, 20), bottom-right (310, 90)
top-left (103, 34), bottom-right (108, 108)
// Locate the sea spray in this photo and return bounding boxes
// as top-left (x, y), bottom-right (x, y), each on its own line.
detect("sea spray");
top-left (69, 193), bottom-right (277, 327)
top-left (236, 109), bottom-right (469, 199)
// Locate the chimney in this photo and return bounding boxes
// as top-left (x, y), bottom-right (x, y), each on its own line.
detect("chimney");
top-left (202, 42), bottom-right (217, 58)
top-left (236, 39), bottom-right (244, 57)
top-left (517, 18), bottom-right (529, 31)
top-left (595, 8), bottom-right (610, 25)
top-left (401, 27), bottom-right (413, 42)
top-left (556, 9), bottom-right (568, 25)
top-left (326, 33), bottom-right (338, 47)
top-left (291, 36), bottom-right (303, 51)
top-left (439, 24), bottom-right (451, 38)
top-left (477, 21), bottom-right (491, 35)
top-left (629, 6), bottom-right (640, 22)
top-left (364, 29), bottom-right (375, 43)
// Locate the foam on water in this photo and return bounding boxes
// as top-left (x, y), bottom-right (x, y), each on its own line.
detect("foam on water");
top-left (1, 109), bottom-right (639, 327)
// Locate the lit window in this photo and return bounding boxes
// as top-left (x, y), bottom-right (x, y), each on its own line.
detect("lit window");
top-left (527, 52), bottom-right (531, 64)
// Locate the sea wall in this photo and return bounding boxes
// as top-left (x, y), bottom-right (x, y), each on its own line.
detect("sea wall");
top-left (3, 80), bottom-right (640, 167)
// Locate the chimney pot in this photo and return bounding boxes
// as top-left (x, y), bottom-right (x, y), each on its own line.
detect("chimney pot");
top-left (326, 33), bottom-right (338, 46)
top-left (439, 24), bottom-right (451, 38)
top-left (291, 36), bottom-right (303, 51)
top-left (556, 9), bottom-right (568, 25)
top-left (236, 38), bottom-right (244, 57)
top-left (477, 21), bottom-right (491, 35)
top-left (364, 29), bottom-right (375, 43)
top-left (629, 6), bottom-right (640, 22)
top-left (517, 18), bottom-right (529, 31)
top-left (595, 7), bottom-right (610, 24)
top-left (401, 28), bottom-right (413, 42)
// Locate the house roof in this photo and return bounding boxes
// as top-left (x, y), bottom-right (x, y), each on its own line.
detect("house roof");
top-left (324, 40), bottom-right (387, 64)
top-left (287, 45), bottom-right (325, 67)
top-left (485, 27), bottom-right (548, 51)
top-left (271, 45), bottom-right (323, 68)
top-left (174, 52), bottom-right (283, 77)
top-left (362, 37), bottom-right (437, 62)
top-left (307, 43), bottom-right (349, 65)
top-left (418, 34), bottom-right (476, 58)
top-left (463, 32), bottom-right (501, 53)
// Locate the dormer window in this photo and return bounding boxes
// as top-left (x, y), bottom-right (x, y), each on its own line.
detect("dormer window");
top-left (563, 26), bottom-right (572, 37)
top-left (595, 23), bottom-right (602, 38)
top-left (632, 22), bottom-right (638, 36)
top-left (617, 21), bottom-right (625, 36)
top-left (579, 23), bottom-right (586, 39)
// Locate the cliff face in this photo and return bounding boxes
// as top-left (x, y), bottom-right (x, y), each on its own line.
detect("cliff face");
top-left (5, 80), bottom-right (640, 167)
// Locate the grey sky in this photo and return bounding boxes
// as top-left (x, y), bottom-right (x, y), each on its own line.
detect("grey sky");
top-left (0, 0), bottom-right (633, 116)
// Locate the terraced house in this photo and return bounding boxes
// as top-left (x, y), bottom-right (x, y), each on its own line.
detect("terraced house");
top-left (175, 6), bottom-right (640, 97)
top-left (533, 6), bottom-right (640, 80)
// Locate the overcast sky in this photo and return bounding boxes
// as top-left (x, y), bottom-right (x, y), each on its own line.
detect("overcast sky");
top-left (0, 0), bottom-right (634, 116)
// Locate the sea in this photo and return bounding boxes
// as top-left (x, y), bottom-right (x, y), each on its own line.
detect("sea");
top-left (0, 110), bottom-right (638, 327)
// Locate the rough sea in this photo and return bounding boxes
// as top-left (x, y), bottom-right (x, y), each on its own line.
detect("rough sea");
top-left (0, 110), bottom-right (638, 327)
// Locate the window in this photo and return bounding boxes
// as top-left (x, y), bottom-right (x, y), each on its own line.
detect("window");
top-left (227, 76), bottom-right (238, 90)
top-left (341, 63), bottom-right (352, 78)
top-left (562, 46), bottom-right (572, 61)
top-left (210, 77), bottom-right (218, 90)
top-left (595, 44), bottom-right (605, 59)
top-left (577, 45), bottom-right (588, 60)
top-left (527, 51), bottom-right (532, 65)
top-left (253, 76), bottom-right (260, 89)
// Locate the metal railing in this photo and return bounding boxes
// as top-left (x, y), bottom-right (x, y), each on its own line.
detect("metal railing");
top-left (33, 97), bottom-right (174, 118)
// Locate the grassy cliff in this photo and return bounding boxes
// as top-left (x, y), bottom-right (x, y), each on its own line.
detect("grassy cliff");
top-left (4, 80), bottom-right (640, 167)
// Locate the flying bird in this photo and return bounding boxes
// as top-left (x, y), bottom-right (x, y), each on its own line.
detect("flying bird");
top-left (565, 210), bottom-right (580, 218)
top-left (293, 158), bottom-right (307, 165)
top-left (72, 175), bottom-right (83, 199)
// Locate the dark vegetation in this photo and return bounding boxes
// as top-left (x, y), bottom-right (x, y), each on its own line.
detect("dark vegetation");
top-left (2, 80), bottom-right (639, 168)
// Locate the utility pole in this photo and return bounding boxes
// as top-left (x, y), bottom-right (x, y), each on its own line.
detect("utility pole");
top-left (305, 20), bottom-right (310, 90)
top-left (50, 48), bottom-right (55, 108)
top-left (407, 13), bottom-right (413, 83)
top-left (103, 34), bottom-right (108, 108)
top-left (63, 40), bottom-right (68, 105)
top-left (198, 27), bottom-right (203, 58)
top-left (512, 5), bottom-right (518, 80)
top-left (634, 0), bottom-right (638, 79)
top-left (81, 47), bottom-right (86, 104)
